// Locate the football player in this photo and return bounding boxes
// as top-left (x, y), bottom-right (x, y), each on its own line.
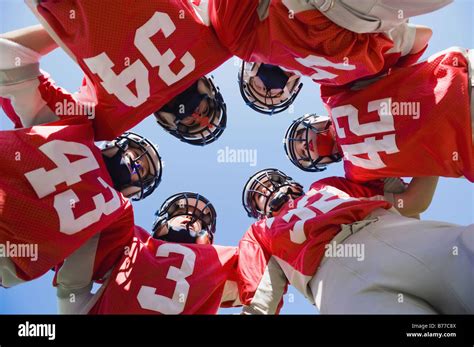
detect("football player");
top-left (25, 1), bottom-right (233, 141)
top-left (57, 193), bottom-right (240, 314)
top-left (0, 27), bottom-right (163, 286)
top-left (239, 168), bottom-right (474, 314)
top-left (0, 121), bottom-right (162, 287)
top-left (238, 62), bottom-right (303, 115)
top-left (209, 0), bottom-right (434, 87)
top-left (0, 117), bottom-right (135, 287)
top-left (0, 27), bottom-right (164, 199)
top-left (27, 0), bottom-right (436, 132)
top-left (284, 48), bottom-right (474, 182)
top-left (0, 124), bottom-right (163, 288)
top-left (56, 192), bottom-right (288, 314)
top-left (0, 24), bottom-right (227, 145)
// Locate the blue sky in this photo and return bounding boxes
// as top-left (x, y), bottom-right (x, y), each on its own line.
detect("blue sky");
top-left (1, 0), bottom-right (473, 314)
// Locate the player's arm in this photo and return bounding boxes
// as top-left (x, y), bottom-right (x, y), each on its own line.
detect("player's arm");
top-left (0, 25), bottom-right (63, 127)
top-left (390, 177), bottom-right (439, 218)
top-left (54, 236), bottom-right (108, 314)
top-left (0, 24), bottom-right (58, 55)
top-left (240, 256), bottom-right (287, 315)
top-left (238, 227), bottom-right (288, 315)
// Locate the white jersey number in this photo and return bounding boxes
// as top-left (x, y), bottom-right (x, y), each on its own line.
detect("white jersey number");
top-left (331, 98), bottom-right (400, 169)
top-left (277, 186), bottom-right (358, 244)
top-left (295, 55), bottom-right (356, 81)
top-left (24, 140), bottom-right (121, 235)
top-left (137, 243), bottom-right (196, 314)
top-left (84, 11), bottom-right (196, 107)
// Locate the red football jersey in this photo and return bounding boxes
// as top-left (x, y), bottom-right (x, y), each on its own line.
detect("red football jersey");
top-left (27, 0), bottom-right (232, 140)
top-left (0, 97), bottom-right (22, 129)
top-left (321, 48), bottom-right (474, 182)
top-left (238, 176), bottom-right (391, 303)
top-left (0, 116), bottom-right (133, 285)
top-left (89, 226), bottom-right (240, 314)
top-left (209, 0), bottom-right (417, 86)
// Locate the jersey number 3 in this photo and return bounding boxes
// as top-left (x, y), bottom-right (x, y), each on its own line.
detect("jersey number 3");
top-left (137, 243), bottom-right (196, 314)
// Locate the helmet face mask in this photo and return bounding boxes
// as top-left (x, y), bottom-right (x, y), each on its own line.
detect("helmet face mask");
top-left (239, 61), bottom-right (303, 115)
top-left (284, 114), bottom-right (342, 172)
top-left (155, 76), bottom-right (227, 146)
top-left (101, 132), bottom-right (163, 201)
top-left (152, 192), bottom-right (217, 244)
top-left (242, 168), bottom-right (304, 219)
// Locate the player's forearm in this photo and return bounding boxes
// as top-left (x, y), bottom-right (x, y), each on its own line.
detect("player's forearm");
top-left (239, 257), bottom-right (287, 315)
top-left (0, 24), bottom-right (58, 56)
top-left (56, 283), bottom-right (95, 314)
top-left (393, 177), bottom-right (439, 216)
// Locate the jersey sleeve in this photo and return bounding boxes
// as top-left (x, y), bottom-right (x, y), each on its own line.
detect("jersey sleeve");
top-left (313, 176), bottom-right (387, 200)
top-left (54, 202), bottom-right (135, 291)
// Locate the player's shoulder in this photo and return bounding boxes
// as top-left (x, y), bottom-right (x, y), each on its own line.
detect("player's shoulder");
top-left (311, 176), bottom-right (386, 198)
top-left (310, 176), bottom-right (348, 190)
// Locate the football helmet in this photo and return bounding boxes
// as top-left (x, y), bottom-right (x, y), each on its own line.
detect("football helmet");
top-left (284, 114), bottom-right (342, 172)
top-left (242, 168), bottom-right (304, 219)
top-left (101, 132), bottom-right (163, 201)
top-left (155, 76), bottom-right (227, 146)
top-left (152, 192), bottom-right (217, 244)
top-left (238, 61), bottom-right (303, 115)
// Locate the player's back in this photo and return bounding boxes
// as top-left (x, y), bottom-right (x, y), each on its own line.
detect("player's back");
top-left (27, 0), bottom-right (232, 140)
top-left (321, 47), bottom-right (474, 182)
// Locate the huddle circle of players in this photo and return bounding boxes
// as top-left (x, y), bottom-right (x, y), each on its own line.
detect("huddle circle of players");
top-left (0, 0), bottom-right (473, 314)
